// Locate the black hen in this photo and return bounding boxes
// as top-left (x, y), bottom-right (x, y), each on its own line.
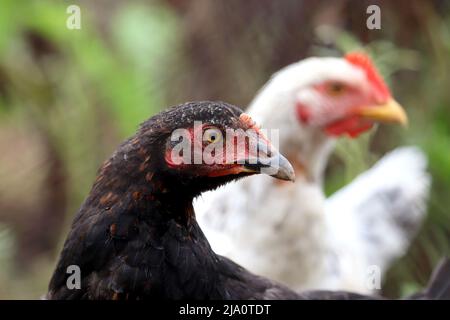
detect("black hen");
top-left (47, 101), bottom-right (298, 299)
top-left (47, 101), bottom-right (450, 300)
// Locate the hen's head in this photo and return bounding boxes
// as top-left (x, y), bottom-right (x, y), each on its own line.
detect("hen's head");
top-left (116, 101), bottom-right (294, 197)
top-left (250, 52), bottom-right (407, 138)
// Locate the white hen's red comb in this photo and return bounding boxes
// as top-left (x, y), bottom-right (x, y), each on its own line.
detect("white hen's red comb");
top-left (345, 52), bottom-right (391, 100)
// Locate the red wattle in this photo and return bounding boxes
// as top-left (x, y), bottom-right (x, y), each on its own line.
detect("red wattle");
top-left (325, 116), bottom-right (373, 138)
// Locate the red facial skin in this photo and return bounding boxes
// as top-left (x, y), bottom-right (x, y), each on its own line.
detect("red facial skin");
top-left (296, 89), bottom-right (377, 138)
top-left (165, 116), bottom-right (274, 178)
top-left (296, 53), bottom-right (391, 138)
top-left (295, 84), bottom-right (377, 138)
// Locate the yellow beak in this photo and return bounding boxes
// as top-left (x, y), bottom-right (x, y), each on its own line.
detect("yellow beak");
top-left (355, 98), bottom-right (408, 126)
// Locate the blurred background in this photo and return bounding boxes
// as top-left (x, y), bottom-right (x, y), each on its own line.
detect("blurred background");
top-left (0, 0), bottom-right (449, 299)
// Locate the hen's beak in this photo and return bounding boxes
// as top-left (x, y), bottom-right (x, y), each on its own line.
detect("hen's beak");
top-left (355, 98), bottom-right (408, 126)
top-left (239, 140), bottom-right (295, 182)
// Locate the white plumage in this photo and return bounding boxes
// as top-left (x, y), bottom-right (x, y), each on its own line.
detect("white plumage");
top-left (324, 146), bottom-right (430, 290)
top-left (195, 56), bottom-right (430, 293)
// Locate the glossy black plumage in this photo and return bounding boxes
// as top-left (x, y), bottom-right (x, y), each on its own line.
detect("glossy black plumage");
top-left (47, 101), bottom-right (298, 299)
top-left (47, 101), bottom-right (450, 300)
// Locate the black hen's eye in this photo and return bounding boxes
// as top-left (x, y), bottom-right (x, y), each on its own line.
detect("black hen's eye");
top-left (204, 128), bottom-right (222, 144)
top-left (327, 82), bottom-right (346, 95)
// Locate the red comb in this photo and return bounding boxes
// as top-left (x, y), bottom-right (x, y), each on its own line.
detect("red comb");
top-left (345, 52), bottom-right (391, 100)
top-left (239, 113), bottom-right (260, 129)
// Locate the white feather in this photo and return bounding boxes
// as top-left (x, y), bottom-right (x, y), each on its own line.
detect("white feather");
top-left (325, 146), bottom-right (430, 273)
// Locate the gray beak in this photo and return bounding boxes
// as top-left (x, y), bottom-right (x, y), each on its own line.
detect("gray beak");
top-left (242, 141), bottom-right (295, 182)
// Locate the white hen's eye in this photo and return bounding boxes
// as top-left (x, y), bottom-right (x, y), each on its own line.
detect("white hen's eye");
top-left (203, 128), bottom-right (223, 144)
top-left (327, 82), bottom-right (346, 96)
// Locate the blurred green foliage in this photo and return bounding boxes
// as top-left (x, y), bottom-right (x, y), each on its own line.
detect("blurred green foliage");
top-left (0, 0), bottom-right (449, 299)
top-left (0, 0), bottom-right (181, 298)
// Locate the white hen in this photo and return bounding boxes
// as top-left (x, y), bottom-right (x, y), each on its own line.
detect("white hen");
top-left (195, 53), bottom-right (430, 293)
